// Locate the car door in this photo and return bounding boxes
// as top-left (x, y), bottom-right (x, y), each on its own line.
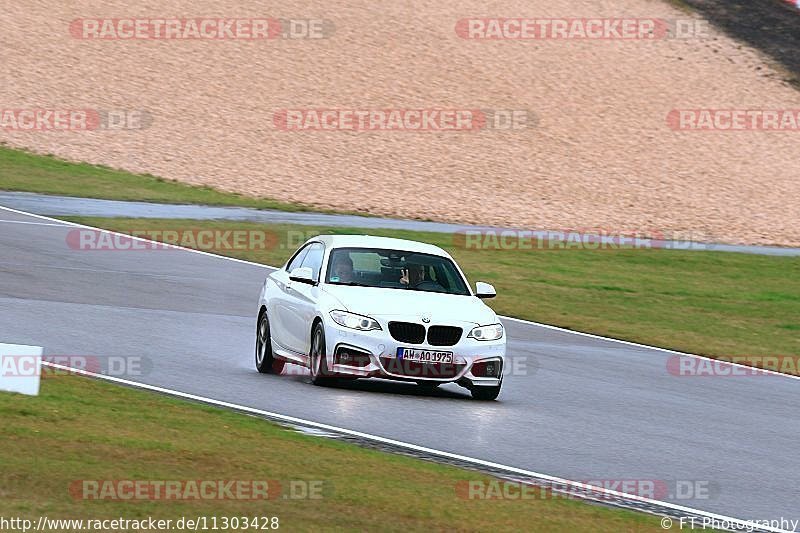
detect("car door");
top-left (270, 244), bottom-right (311, 353)
top-left (282, 242), bottom-right (325, 355)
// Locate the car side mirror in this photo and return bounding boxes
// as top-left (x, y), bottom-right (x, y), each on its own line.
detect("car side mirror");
top-left (289, 267), bottom-right (316, 285)
top-left (475, 281), bottom-right (496, 299)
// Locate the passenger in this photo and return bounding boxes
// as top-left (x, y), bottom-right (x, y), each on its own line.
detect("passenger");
top-left (400, 264), bottom-right (425, 286)
top-left (330, 255), bottom-right (354, 283)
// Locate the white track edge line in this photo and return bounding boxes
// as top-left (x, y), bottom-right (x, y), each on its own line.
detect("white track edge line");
top-left (0, 219), bottom-right (67, 226)
top-left (3, 203), bottom-right (797, 383)
top-left (40, 360), bottom-right (789, 533)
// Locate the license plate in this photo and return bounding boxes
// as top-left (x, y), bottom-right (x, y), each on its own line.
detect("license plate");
top-left (396, 348), bottom-right (453, 364)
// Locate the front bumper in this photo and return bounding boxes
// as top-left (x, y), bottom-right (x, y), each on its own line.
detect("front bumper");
top-left (322, 317), bottom-right (506, 388)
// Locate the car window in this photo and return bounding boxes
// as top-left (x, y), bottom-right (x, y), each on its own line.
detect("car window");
top-left (300, 243), bottom-right (324, 282)
top-left (325, 247), bottom-right (470, 295)
top-left (435, 263), bottom-right (463, 291)
top-left (285, 244), bottom-right (311, 272)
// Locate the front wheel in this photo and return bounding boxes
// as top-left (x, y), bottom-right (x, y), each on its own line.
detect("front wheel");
top-left (256, 311), bottom-right (284, 374)
top-left (310, 322), bottom-right (333, 386)
top-left (471, 385), bottom-right (501, 401)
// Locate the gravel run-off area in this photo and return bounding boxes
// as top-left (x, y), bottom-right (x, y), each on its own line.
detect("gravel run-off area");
top-left (1, 0), bottom-right (799, 246)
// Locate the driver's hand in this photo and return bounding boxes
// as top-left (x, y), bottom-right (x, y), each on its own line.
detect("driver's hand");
top-left (400, 268), bottom-right (409, 285)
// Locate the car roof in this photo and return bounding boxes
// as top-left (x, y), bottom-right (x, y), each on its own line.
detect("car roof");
top-left (309, 234), bottom-right (453, 259)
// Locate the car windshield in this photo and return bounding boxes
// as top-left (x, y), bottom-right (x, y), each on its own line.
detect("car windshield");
top-left (326, 247), bottom-right (470, 296)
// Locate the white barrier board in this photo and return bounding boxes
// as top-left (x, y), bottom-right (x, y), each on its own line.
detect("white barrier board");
top-left (0, 343), bottom-right (44, 396)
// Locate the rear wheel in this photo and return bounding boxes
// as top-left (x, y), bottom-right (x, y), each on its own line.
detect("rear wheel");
top-left (310, 322), bottom-right (333, 386)
top-left (256, 311), bottom-right (284, 374)
top-left (471, 385), bottom-right (501, 401)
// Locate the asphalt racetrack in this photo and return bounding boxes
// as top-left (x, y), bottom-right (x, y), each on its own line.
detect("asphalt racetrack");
top-left (0, 207), bottom-right (798, 524)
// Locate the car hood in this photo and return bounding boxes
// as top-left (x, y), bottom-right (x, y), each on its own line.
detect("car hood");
top-left (321, 285), bottom-right (498, 325)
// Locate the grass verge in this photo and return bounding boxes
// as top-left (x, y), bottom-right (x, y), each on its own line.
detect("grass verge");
top-left (0, 374), bottom-right (661, 532)
top-left (61, 217), bottom-right (800, 366)
top-left (0, 146), bottom-right (334, 213)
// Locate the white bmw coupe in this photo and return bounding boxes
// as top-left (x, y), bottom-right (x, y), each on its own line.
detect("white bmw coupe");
top-left (255, 235), bottom-right (506, 400)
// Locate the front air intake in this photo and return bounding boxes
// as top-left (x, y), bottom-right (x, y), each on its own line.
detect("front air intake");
top-left (427, 326), bottom-right (463, 346)
top-left (388, 321), bottom-right (426, 344)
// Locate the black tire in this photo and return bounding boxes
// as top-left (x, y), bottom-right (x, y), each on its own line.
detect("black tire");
top-left (310, 321), bottom-right (333, 386)
top-left (471, 385), bottom-right (501, 401)
top-left (256, 311), bottom-right (284, 374)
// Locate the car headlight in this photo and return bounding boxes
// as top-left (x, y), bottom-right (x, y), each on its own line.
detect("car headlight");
top-left (467, 323), bottom-right (504, 341)
top-left (329, 310), bottom-right (382, 331)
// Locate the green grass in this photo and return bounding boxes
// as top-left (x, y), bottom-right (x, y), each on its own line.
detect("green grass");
top-left (0, 145), bottom-right (334, 213)
top-left (662, 0), bottom-right (694, 13)
top-left (61, 217), bottom-right (800, 365)
top-left (0, 374), bottom-right (661, 532)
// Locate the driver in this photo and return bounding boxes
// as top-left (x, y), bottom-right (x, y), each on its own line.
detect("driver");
top-left (330, 254), bottom-right (354, 283)
top-left (400, 264), bottom-right (425, 286)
